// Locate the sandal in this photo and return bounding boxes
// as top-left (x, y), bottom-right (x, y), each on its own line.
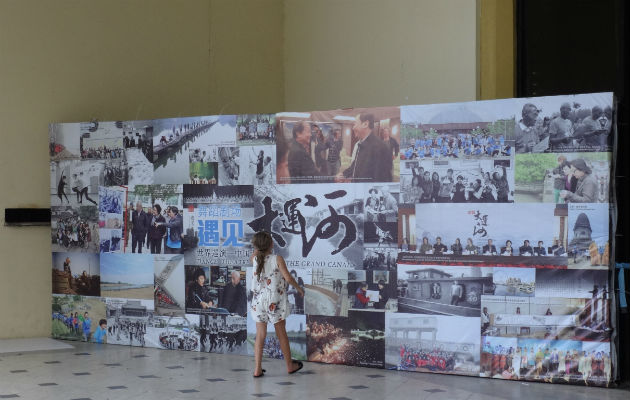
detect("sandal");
top-left (288, 360), bottom-right (304, 374)
top-left (254, 369), bottom-right (266, 378)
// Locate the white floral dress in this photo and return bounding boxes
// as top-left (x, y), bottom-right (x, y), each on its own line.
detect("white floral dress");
top-left (250, 254), bottom-right (290, 324)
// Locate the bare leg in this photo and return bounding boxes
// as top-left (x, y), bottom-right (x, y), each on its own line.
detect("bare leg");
top-left (273, 319), bottom-right (299, 373)
top-left (254, 322), bottom-right (267, 376)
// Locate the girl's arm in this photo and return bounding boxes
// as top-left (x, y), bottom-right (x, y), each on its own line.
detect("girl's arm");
top-left (277, 255), bottom-right (304, 296)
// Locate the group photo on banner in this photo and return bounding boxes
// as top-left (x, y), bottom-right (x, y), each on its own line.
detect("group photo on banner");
top-left (49, 92), bottom-right (616, 386)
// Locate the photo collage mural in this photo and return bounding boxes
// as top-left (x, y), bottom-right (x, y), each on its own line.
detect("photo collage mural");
top-left (50, 93), bottom-right (615, 386)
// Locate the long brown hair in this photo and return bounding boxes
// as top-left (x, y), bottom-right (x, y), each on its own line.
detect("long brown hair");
top-left (252, 231), bottom-right (273, 281)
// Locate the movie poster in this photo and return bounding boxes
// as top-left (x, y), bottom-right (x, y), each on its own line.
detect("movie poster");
top-left (276, 107), bottom-right (400, 184)
top-left (403, 203), bottom-right (567, 267)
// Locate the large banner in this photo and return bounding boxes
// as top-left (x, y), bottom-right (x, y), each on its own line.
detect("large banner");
top-left (49, 94), bottom-right (616, 386)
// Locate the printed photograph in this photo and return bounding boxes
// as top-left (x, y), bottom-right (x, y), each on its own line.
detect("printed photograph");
top-left (144, 314), bottom-right (200, 351)
top-left (493, 267), bottom-right (536, 297)
top-left (347, 269), bottom-right (397, 312)
top-left (396, 265), bottom-right (493, 316)
top-left (246, 314), bottom-right (306, 360)
top-left (535, 270), bottom-right (609, 299)
top-left (307, 311), bottom-right (385, 368)
top-left (52, 294), bottom-right (107, 343)
top-left (275, 107), bottom-right (400, 184)
top-left (304, 268), bottom-right (348, 317)
top-left (385, 313), bottom-right (480, 376)
top-left (363, 247), bottom-right (397, 270)
top-left (400, 99), bottom-right (515, 160)
top-left (51, 160), bottom-right (102, 207)
top-left (400, 158), bottom-right (514, 204)
top-left (567, 203), bottom-right (610, 269)
top-left (237, 114), bottom-right (276, 145)
top-left (189, 161), bottom-right (218, 184)
top-left (199, 313), bottom-right (247, 355)
top-left (124, 120), bottom-right (154, 186)
top-left (154, 254), bottom-right (186, 316)
top-left (364, 222), bottom-right (397, 248)
top-left (153, 116), bottom-right (225, 184)
top-left (106, 298), bottom-right (155, 347)
top-left (50, 122), bottom-right (81, 160)
top-left (99, 228), bottom-right (123, 253)
top-left (185, 265), bottom-right (247, 316)
top-left (100, 253), bottom-right (154, 299)
top-left (80, 121), bottom-right (124, 160)
top-left (513, 93), bottom-right (613, 154)
top-left (251, 183), bottom-right (365, 269)
top-left (481, 295), bottom-right (612, 342)
top-left (364, 184), bottom-right (399, 223)
top-left (51, 205), bottom-right (99, 253)
top-left (514, 152), bottom-right (610, 203)
top-left (52, 252), bottom-right (100, 296)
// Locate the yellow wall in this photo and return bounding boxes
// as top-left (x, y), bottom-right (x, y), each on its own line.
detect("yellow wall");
top-left (283, 0), bottom-right (478, 111)
top-left (0, 0), bottom-right (511, 339)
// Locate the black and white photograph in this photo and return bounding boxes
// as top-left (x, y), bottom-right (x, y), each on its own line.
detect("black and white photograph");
top-left (364, 222), bottom-right (397, 248)
top-left (400, 100), bottom-right (515, 160)
top-left (304, 268), bottom-right (348, 317)
top-left (364, 184), bottom-right (399, 222)
top-left (52, 252), bottom-right (100, 296)
top-left (51, 160), bottom-right (102, 207)
top-left (237, 114), bottom-right (276, 145)
top-left (250, 183), bottom-right (365, 269)
top-left (535, 270), bottom-right (609, 299)
top-left (385, 313), bottom-right (480, 376)
top-left (514, 152), bottom-right (611, 203)
top-left (400, 158), bottom-right (514, 203)
top-left (153, 116), bottom-right (223, 184)
top-left (363, 247), bottom-right (397, 270)
top-left (80, 121), bottom-right (124, 160)
top-left (99, 228), bottom-right (123, 254)
top-left (123, 120), bottom-right (154, 185)
top-left (567, 203), bottom-right (610, 269)
top-left (480, 295), bottom-right (612, 342)
top-left (51, 206), bottom-right (99, 253)
top-left (406, 203), bottom-right (568, 268)
top-left (154, 254), bottom-right (186, 316)
top-left (185, 265), bottom-right (247, 316)
top-left (240, 145), bottom-right (276, 186)
top-left (396, 265), bottom-right (493, 316)
top-left (106, 298), bottom-right (155, 347)
top-left (50, 122), bottom-right (81, 160)
top-left (246, 314), bottom-right (307, 360)
top-left (513, 93), bottom-right (613, 154)
top-left (199, 313), bottom-right (247, 355)
top-left (183, 184), bottom-right (254, 207)
top-left (275, 107), bottom-right (401, 184)
top-left (347, 269), bottom-right (397, 312)
top-left (145, 315), bottom-right (200, 351)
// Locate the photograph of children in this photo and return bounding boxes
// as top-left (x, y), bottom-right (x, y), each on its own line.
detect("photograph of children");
top-left (250, 183), bottom-right (365, 269)
top-left (246, 314), bottom-right (307, 360)
top-left (199, 312), bottom-right (248, 354)
top-left (364, 222), bottom-right (397, 248)
top-left (80, 120), bottom-right (124, 160)
top-left (50, 122), bottom-right (81, 160)
top-left (567, 204), bottom-right (610, 269)
top-left (347, 269), bottom-right (397, 312)
top-left (52, 294), bottom-right (106, 343)
top-left (154, 254), bottom-right (185, 316)
top-left (307, 311), bottom-right (385, 368)
top-left (513, 92), bottom-right (613, 154)
top-left (144, 314), bottom-right (200, 351)
top-left (237, 114), bottom-right (276, 145)
top-left (124, 184), bottom-right (184, 255)
top-left (535, 269), bottom-right (609, 299)
top-left (304, 268), bottom-right (348, 317)
top-left (397, 265), bottom-right (493, 316)
top-left (400, 100), bottom-right (515, 161)
top-left (52, 252), bottom-right (100, 296)
top-left (106, 298), bottom-right (154, 347)
top-left (185, 265), bottom-right (247, 316)
top-left (275, 107), bottom-right (400, 184)
top-left (385, 313), bottom-right (480, 375)
top-left (99, 228), bottom-right (123, 253)
top-left (493, 267), bottom-right (535, 297)
top-left (153, 116), bottom-right (222, 184)
top-left (100, 253), bottom-right (154, 300)
top-left (480, 296), bottom-right (612, 342)
top-left (364, 184), bottom-right (399, 222)
top-left (51, 206), bottom-right (99, 253)
top-left (401, 159), bottom-right (514, 204)
top-left (411, 203), bottom-right (567, 267)
top-left (51, 160), bottom-right (102, 207)
top-left (189, 161), bottom-right (218, 184)
top-left (363, 247), bottom-right (397, 270)
top-left (514, 152), bottom-right (610, 203)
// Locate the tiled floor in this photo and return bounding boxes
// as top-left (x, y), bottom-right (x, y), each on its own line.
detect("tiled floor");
top-left (0, 339), bottom-right (628, 400)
